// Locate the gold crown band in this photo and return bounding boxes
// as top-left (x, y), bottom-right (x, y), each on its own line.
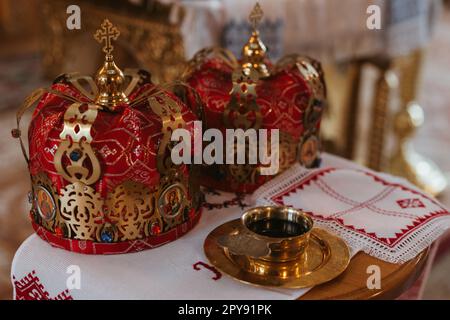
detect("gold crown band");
top-left (31, 172), bottom-right (194, 242)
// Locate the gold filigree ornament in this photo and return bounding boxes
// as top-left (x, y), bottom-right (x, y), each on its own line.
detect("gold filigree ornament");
top-left (220, 3), bottom-right (273, 184)
top-left (53, 100), bottom-right (104, 240)
top-left (274, 54), bottom-right (326, 168)
top-left (143, 73), bottom-right (194, 232)
top-left (224, 67), bottom-right (262, 130)
top-left (274, 131), bottom-right (298, 173)
top-left (241, 2), bottom-right (269, 78)
top-left (106, 181), bottom-right (161, 241)
top-left (13, 19), bottom-right (202, 248)
top-left (227, 138), bottom-right (259, 185)
top-left (222, 3), bottom-right (268, 131)
top-left (223, 66), bottom-right (263, 184)
top-left (228, 163), bottom-right (258, 186)
top-left (59, 182), bottom-right (103, 240)
top-left (54, 103), bottom-right (101, 185)
top-left (147, 92), bottom-right (186, 173)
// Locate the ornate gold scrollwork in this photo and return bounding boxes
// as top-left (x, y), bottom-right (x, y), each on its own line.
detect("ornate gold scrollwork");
top-left (224, 67), bottom-right (262, 130)
top-left (223, 66), bottom-right (264, 184)
top-left (21, 17), bottom-right (200, 244)
top-left (59, 182), bottom-right (103, 240)
top-left (241, 3), bottom-right (269, 78)
top-left (225, 130), bottom-right (299, 184)
top-left (54, 103), bottom-right (101, 185)
top-left (275, 55), bottom-right (325, 168)
top-left (57, 69), bottom-right (148, 108)
top-left (32, 175), bottom-right (175, 242)
top-left (147, 92), bottom-right (186, 173)
top-left (13, 88), bottom-right (47, 164)
top-left (278, 132), bottom-right (298, 172)
top-left (228, 163), bottom-right (258, 185)
top-left (146, 90), bottom-right (194, 230)
top-left (65, 73), bottom-right (99, 101)
top-left (55, 100), bottom-right (103, 240)
top-left (106, 181), bottom-right (161, 241)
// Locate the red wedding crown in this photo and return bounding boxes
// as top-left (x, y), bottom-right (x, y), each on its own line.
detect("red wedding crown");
top-left (12, 19), bottom-right (202, 254)
top-left (183, 3), bottom-right (327, 193)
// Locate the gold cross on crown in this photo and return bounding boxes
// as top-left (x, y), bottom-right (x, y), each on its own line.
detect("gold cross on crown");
top-left (94, 19), bottom-right (120, 56)
top-left (249, 2), bottom-right (264, 30)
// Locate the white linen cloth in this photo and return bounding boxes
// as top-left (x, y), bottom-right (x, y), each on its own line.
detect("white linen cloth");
top-left (252, 156), bottom-right (450, 264)
top-left (10, 153), bottom-right (448, 299)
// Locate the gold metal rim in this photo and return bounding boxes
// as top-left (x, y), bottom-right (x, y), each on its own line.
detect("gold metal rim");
top-left (241, 206), bottom-right (314, 241)
top-left (204, 219), bottom-right (350, 289)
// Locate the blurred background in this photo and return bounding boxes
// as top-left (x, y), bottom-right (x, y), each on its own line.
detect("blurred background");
top-left (1, 0), bottom-right (450, 299)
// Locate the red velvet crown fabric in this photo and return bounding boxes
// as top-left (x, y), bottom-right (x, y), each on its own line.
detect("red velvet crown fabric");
top-left (29, 81), bottom-right (196, 197)
top-left (186, 57), bottom-right (322, 193)
top-left (26, 75), bottom-right (201, 254)
top-left (187, 58), bottom-right (312, 139)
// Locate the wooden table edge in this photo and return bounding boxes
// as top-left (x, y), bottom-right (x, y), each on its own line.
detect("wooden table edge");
top-left (299, 248), bottom-right (430, 300)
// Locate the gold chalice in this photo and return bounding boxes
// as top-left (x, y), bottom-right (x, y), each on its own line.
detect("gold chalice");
top-left (219, 206), bottom-right (313, 279)
top-left (205, 206), bottom-right (350, 288)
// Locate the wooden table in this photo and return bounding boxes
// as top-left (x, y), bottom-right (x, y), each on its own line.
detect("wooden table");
top-left (301, 249), bottom-right (429, 300)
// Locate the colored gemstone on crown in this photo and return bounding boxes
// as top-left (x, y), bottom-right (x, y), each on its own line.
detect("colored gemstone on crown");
top-left (70, 149), bottom-right (82, 161)
top-left (55, 226), bottom-right (64, 237)
top-left (100, 230), bottom-right (113, 242)
top-left (150, 222), bottom-right (161, 236)
top-left (100, 223), bottom-right (116, 243)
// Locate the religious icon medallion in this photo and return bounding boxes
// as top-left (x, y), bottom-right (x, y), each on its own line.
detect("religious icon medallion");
top-left (299, 135), bottom-right (320, 168)
top-left (34, 185), bottom-right (56, 221)
top-left (158, 183), bottom-right (187, 219)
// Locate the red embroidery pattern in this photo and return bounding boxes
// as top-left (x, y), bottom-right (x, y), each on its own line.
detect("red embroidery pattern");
top-left (202, 188), bottom-right (248, 210)
top-left (397, 198), bottom-right (426, 209)
top-left (269, 168), bottom-right (450, 247)
top-left (193, 261), bottom-right (222, 280)
top-left (13, 270), bottom-right (73, 300)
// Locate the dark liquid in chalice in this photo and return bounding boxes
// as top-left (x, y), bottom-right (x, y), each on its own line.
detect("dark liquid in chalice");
top-left (248, 218), bottom-right (309, 238)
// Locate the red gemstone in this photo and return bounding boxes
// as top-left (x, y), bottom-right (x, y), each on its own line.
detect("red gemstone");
top-left (55, 226), bottom-right (63, 237)
top-left (151, 223), bottom-right (161, 236)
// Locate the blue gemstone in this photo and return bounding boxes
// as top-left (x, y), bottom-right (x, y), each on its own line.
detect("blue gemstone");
top-left (100, 229), bottom-right (113, 243)
top-left (70, 150), bottom-right (82, 161)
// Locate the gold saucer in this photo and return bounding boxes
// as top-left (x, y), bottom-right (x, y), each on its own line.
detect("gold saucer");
top-left (204, 219), bottom-right (350, 288)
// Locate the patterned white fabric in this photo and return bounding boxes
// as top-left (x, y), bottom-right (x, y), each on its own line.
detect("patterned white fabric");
top-left (10, 153), bottom-right (447, 299)
top-left (11, 192), bottom-right (313, 299)
top-left (11, 153), bottom-right (352, 300)
top-left (252, 154), bottom-right (450, 263)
